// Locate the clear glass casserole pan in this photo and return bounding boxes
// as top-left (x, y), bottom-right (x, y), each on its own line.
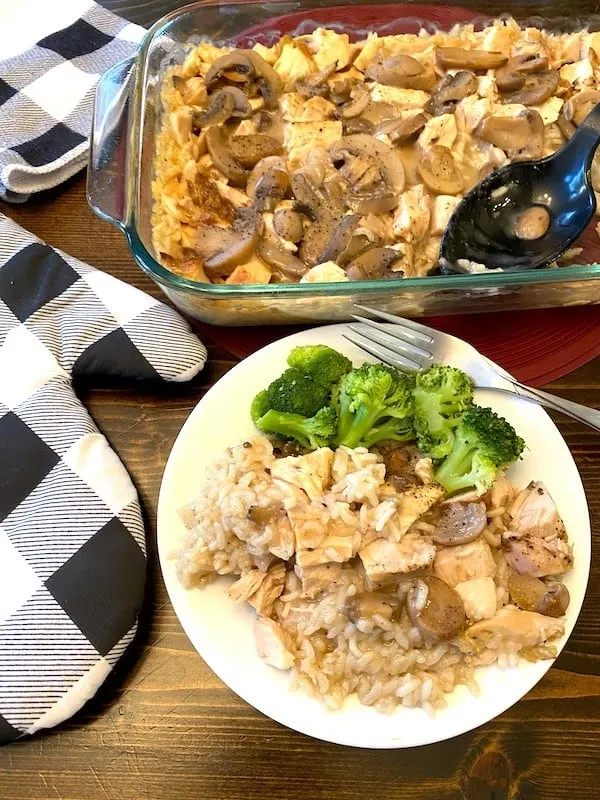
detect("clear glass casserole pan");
top-left (87, 0), bottom-right (600, 325)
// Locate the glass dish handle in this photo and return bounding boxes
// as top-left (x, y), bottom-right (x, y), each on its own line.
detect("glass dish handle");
top-left (86, 56), bottom-right (136, 229)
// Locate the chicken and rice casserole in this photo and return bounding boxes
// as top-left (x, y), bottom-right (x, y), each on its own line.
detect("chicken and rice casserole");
top-left (152, 17), bottom-right (600, 285)
top-left (177, 437), bottom-right (573, 714)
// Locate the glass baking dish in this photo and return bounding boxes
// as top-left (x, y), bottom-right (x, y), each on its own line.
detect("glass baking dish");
top-left (87, 0), bottom-right (600, 325)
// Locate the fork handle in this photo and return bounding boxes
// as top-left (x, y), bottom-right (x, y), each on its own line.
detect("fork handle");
top-left (497, 380), bottom-right (600, 432)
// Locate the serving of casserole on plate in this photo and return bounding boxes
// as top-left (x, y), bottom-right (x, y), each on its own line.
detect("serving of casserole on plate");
top-left (151, 16), bottom-right (600, 286)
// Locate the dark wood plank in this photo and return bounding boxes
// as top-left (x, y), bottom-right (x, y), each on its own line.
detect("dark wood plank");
top-left (1, 2), bottom-right (600, 798)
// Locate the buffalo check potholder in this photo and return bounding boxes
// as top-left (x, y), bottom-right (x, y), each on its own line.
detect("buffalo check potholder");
top-left (0, 0), bottom-right (144, 201)
top-left (0, 214), bottom-right (207, 745)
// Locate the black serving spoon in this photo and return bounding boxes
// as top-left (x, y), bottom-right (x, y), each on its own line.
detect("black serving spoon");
top-left (439, 104), bottom-right (600, 273)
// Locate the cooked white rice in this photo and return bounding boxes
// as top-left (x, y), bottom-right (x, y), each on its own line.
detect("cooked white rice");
top-left (176, 436), bottom-right (568, 714)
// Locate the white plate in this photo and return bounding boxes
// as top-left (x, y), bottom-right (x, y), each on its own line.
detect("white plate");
top-left (157, 324), bottom-right (590, 749)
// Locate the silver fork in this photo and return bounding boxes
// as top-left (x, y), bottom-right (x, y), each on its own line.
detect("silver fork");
top-left (345, 305), bottom-right (600, 433)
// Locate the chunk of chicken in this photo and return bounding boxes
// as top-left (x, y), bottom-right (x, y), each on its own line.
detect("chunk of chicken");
top-left (489, 474), bottom-right (516, 510)
top-left (392, 184), bottom-right (431, 243)
top-left (291, 514), bottom-right (358, 568)
top-left (228, 563), bottom-right (286, 616)
top-left (248, 563), bottom-right (286, 615)
top-left (505, 535), bottom-right (573, 578)
top-left (271, 448), bottom-right (333, 502)
top-left (455, 576), bottom-right (497, 621)
top-left (392, 483), bottom-right (446, 540)
top-left (268, 515), bottom-right (295, 561)
top-left (359, 533), bottom-right (436, 584)
top-left (509, 482), bottom-right (566, 540)
top-left (414, 457), bottom-right (434, 485)
top-left (466, 605), bottom-right (564, 647)
top-left (434, 537), bottom-right (497, 587)
top-left (294, 561), bottom-right (342, 598)
top-left (254, 617), bottom-right (295, 670)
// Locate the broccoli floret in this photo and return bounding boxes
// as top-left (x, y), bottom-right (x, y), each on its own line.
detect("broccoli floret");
top-left (434, 405), bottom-right (525, 495)
top-left (413, 365), bottom-right (474, 460)
top-left (287, 345), bottom-right (352, 386)
top-left (360, 416), bottom-right (415, 449)
top-left (335, 363), bottom-right (415, 449)
top-left (256, 406), bottom-right (337, 449)
top-left (252, 367), bottom-right (332, 420)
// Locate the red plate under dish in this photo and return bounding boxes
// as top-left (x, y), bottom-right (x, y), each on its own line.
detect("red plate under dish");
top-left (200, 3), bottom-right (600, 386)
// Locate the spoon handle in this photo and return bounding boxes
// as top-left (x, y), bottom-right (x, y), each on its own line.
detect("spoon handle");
top-left (563, 102), bottom-right (600, 168)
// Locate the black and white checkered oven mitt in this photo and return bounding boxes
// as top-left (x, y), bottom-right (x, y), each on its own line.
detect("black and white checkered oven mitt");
top-left (0, 215), bottom-right (207, 745)
top-left (0, 0), bottom-right (144, 202)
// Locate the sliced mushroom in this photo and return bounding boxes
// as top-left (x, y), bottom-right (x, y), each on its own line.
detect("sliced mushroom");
top-left (344, 247), bottom-right (402, 280)
top-left (318, 214), bottom-right (360, 263)
top-left (205, 51), bottom-right (255, 89)
top-left (431, 502), bottom-right (487, 546)
top-left (337, 233), bottom-right (374, 266)
top-left (196, 208), bottom-right (262, 275)
top-left (558, 89), bottom-right (600, 139)
top-left (329, 76), bottom-right (353, 105)
top-left (417, 145), bottom-right (463, 195)
top-left (476, 109), bottom-right (545, 159)
top-left (257, 238), bottom-right (307, 279)
top-left (407, 575), bottom-right (466, 643)
top-left (343, 117), bottom-right (375, 135)
top-left (295, 62), bottom-right (337, 98)
top-left (273, 208), bottom-right (305, 242)
top-left (375, 112), bottom-right (428, 144)
top-left (336, 82), bottom-right (370, 119)
top-left (361, 101), bottom-right (401, 126)
top-left (425, 71), bottom-right (478, 116)
top-left (205, 126), bottom-right (248, 186)
top-left (496, 54), bottom-right (549, 94)
top-left (502, 70), bottom-right (559, 106)
top-left (246, 50), bottom-right (283, 109)
top-left (229, 134), bottom-right (281, 168)
top-left (192, 87), bottom-right (252, 131)
top-left (345, 592), bottom-right (400, 623)
top-left (290, 171), bottom-right (326, 218)
top-left (205, 49), bottom-right (282, 110)
top-left (366, 54), bottom-right (436, 90)
top-left (435, 47), bottom-right (507, 72)
top-left (330, 134), bottom-right (405, 214)
top-left (508, 573), bottom-right (570, 618)
top-left (247, 156), bottom-right (289, 211)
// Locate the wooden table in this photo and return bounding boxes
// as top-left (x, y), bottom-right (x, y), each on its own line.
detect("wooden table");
top-left (1, 1), bottom-right (600, 797)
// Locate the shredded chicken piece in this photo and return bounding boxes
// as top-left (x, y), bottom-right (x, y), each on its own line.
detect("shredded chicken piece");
top-left (509, 481), bottom-right (566, 539)
top-left (359, 533), bottom-right (436, 584)
top-left (434, 537), bottom-right (497, 587)
top-left (271, 448), bottom-right (334, 502)
top-left (254, 617), bottom-right (295, 669)
top-left (455, 576), bottom-right (497, 621)
top-left (391, 483), bottom-right (445, 540)
top-left (228, 563), bottom-right (286, 616)
top-left (504, 534), bottom-right (573, 578)
top-left (466, 605), bottom-right (564, 647)
top-left (294, 561), bottom-right (343, 598)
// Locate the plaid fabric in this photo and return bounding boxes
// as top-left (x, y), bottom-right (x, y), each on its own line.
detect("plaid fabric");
top-left (0, 0), bottom-right (144, 201)
top-left (0, 214), bottom-right (207, 745)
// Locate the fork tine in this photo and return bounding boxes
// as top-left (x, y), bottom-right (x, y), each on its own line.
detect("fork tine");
top-left (354, 305), bottom-right (436, 344)
top-left (343, 330), bottom-right (423, 372)
top-left (350, 315), bottom-right (434, 361)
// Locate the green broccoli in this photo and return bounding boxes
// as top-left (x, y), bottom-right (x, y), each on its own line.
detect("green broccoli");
top-left (434, 404), bottom-right (525, 495)
top-left (413, 365), bottom-right (474, 460)
top-left (255, 406), bottom-right (337, 450)
top-left (250, 367), bottom-right (332, 423)
top-left (287, 345), bottom-right (352, 386)
top-left (335, 363), bottom-right (415, 449)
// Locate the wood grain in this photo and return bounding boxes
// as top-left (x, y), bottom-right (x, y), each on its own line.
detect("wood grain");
top-left (1, 2), bottom-right (600, 798)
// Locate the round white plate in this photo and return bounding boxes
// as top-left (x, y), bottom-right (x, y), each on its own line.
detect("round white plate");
top-left (157, 324), bottom-right (590, 748)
